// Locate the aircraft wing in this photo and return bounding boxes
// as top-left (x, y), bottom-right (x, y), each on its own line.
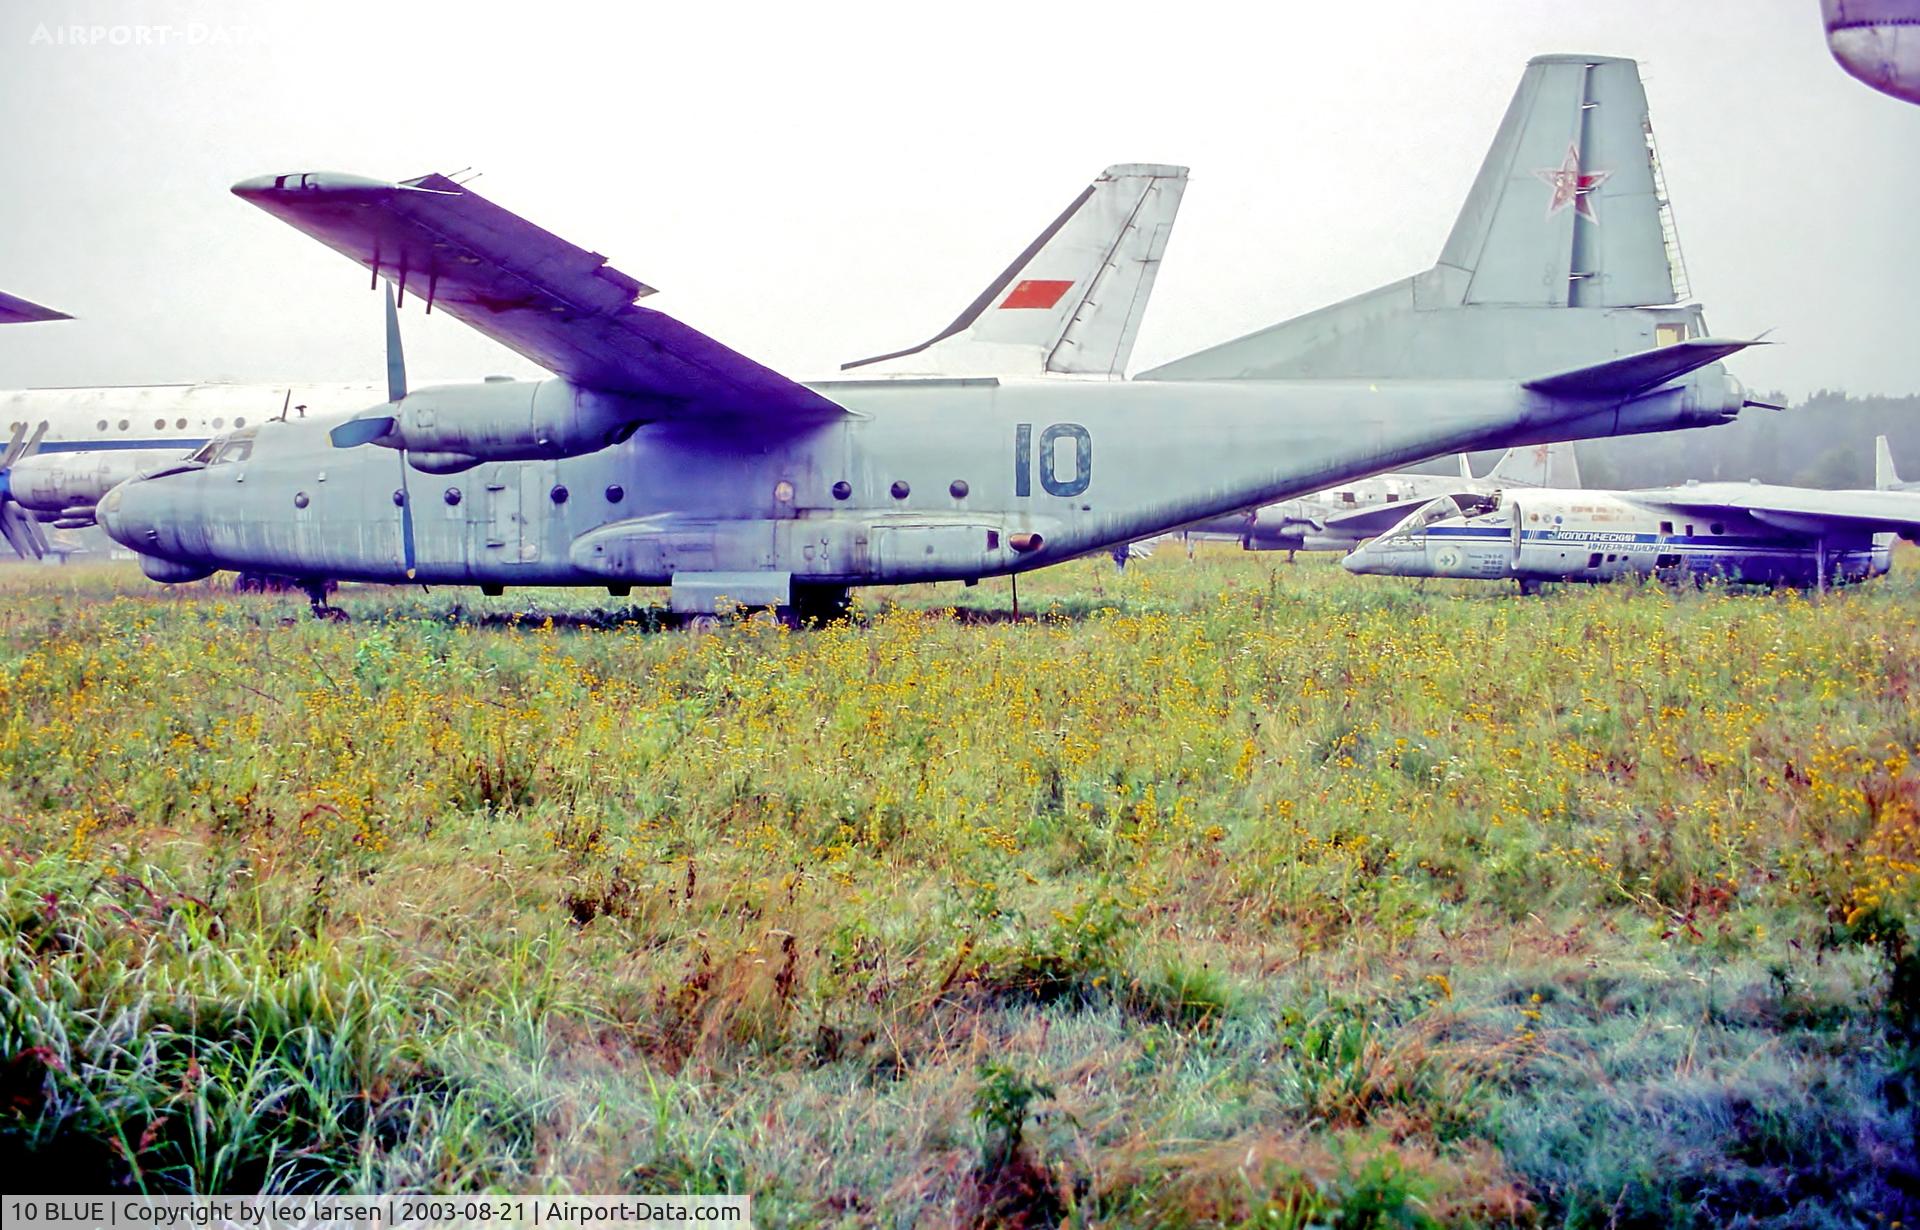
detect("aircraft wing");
top-left (232, 172), bottom-right (846, 422)
top-left (1638, 483), bottom-right (1920, 538)
top-left (0, 291), bottom-right (71, 324)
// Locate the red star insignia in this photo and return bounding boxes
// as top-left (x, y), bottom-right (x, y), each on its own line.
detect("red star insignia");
top-left (1534, 142), bottom-right (1611, 223)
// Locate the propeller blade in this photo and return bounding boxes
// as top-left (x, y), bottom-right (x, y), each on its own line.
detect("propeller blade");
top-left (19, 420), bottom-right (47, 459)
top-left (385, 286), bottom-right (408, 404)
top-left (0, 423), bottom-right (24, 469)
top-left (1744, 398), bottom-right (1788, 411)
top-left (0, 502), bottom-right (44, 560)
top-left (331, 414), bottom-right (397, 448)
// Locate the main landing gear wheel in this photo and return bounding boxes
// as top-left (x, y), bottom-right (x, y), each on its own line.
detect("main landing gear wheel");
top-left (233, 571), bottom-right (309, 594)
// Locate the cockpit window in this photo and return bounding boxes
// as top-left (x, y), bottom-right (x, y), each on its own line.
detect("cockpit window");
top-left (192, 426), bottom-right (257, 466)
top-left (1381, 496), bottom-right (1463, 541)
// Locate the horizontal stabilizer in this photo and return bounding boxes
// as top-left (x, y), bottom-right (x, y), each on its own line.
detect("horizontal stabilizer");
top-left (1523, 337), bottom-right (1762, 400)
top-left (0, 291), bottom-right (71, 325)
top-left (233, 171), bottom-right (847, 425)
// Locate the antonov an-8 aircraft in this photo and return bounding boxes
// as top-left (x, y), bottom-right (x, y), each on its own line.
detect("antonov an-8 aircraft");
top-left (96, 57), bottom-right (1769, 617)
top-left (95, 195), bottom-right (1760, 616)
top-left (1342, 437), bottom-right (1920, 592)
top-left (1, 164), bottom-right (1185, 562)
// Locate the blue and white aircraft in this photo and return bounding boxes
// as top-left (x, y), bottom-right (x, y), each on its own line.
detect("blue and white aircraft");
top-left (1341, 437), bottom-right (1919, 592)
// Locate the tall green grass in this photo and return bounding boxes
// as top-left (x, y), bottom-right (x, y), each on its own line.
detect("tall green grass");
top-left (0, 553), bottom-right (1916, 1222)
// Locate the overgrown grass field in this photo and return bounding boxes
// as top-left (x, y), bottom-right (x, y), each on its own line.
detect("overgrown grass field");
top-left (2, 551), bottom-right (1917, 1226)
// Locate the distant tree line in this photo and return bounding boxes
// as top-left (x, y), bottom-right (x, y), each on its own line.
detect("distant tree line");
top-left (1422, 391), bottom-right (1920, 490)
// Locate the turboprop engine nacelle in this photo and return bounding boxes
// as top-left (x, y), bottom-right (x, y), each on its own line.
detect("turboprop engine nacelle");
top-left (1242, 502), bottom-right (1322, 551)
top-left (330, 379), bottom-right (650, 471)
top-left (1514, 366), bottom-right (1750, 449)
top-left (7, 449), bottom-right (181, 520)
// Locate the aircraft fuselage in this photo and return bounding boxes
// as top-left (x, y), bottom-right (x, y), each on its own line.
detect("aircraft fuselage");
top-left (99, 368), bottom-right (1745, 595)
top-left (1344, 490), bottom-right (1893, 588)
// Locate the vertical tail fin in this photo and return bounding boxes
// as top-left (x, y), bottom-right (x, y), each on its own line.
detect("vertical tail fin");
top-left (1140, 55), bottom-right (1703, 383)
top-left (1484, 442), bottom-right (1582, 489)
top-left (842, 164), bottom-right (1188, 377)
top-left (1876, 435), bottom-right (1904, 490)
top-left (1439, 55), bottom-right (1686, 308)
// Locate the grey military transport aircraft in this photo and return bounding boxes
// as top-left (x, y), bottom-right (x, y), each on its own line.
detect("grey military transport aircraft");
top-left (97, 56), bottom-right (1772, 620)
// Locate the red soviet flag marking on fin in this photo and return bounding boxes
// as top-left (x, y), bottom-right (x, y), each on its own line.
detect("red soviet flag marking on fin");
top-left (999, 279), bottom-right (1075, 310)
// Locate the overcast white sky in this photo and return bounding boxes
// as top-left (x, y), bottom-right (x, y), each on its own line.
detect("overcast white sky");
top-left (2, 0), bottom-right (1915, 399)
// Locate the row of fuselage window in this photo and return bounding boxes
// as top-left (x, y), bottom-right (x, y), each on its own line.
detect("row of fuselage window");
top-left (3, 417), bottom-right (250, 434)
top-left (287, 478), bottom-right (960, 511)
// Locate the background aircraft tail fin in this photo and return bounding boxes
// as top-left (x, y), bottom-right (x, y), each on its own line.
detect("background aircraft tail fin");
top-left (1486, 442), bottom-right (1583, 489)
top-left (842, 164), bottom-right (1188, 377)
top-left (1439, 55), bottom-right (1686, 309)
top-left (1876, 435), bottom-right (1904, 490)
top-left (1140, 55), bottom-right (1703, 383)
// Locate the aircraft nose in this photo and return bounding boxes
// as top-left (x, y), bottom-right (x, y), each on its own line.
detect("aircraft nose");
top-left (1340, 551), bottom-right (1364, 573)
top-left (95, 478), bottom-right (145, 550)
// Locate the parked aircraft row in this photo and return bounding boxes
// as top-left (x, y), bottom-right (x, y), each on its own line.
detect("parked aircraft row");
top-left (1343, 436), bottom-right (1920, 591)
top-left (1, 56), bottom-right (1792, 615)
